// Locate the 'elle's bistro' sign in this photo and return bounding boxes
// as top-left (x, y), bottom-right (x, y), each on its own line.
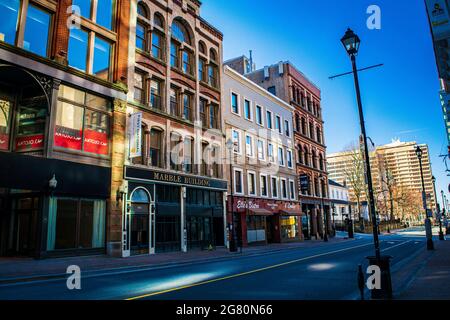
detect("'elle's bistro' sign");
top-left (124, 167), bottom-right (228, 190)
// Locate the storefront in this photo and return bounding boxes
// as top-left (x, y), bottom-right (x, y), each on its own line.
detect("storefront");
top-left (229, 197), bottom-right (303, 247)
top-left (122, 167), bottom-right (227, 257)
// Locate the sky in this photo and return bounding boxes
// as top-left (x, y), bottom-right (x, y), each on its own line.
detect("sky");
top-left (201, 0), bottom-right (450, 207)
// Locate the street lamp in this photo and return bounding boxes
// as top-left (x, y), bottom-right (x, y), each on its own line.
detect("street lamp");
top-left (440, 190), bottom-right (446, 240)
top-left (319, 174), bottom-right (329, 242)
top-left (416, 146), bottom-right (434, 250)
top-left (341, 28), bottom-right (392, 299)
top-left (226, 138), bottom-right (238, 252)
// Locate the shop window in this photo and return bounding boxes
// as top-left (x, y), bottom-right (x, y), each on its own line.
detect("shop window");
top-left (15, 85), bottom-right (47, 152)
top-left (55, 85), bottom-right (111, 156)
top-left (280, 216), bottom-right (299, 240)
top-left (156, 215), bottom-right (180, 253)
top-left (0, 98), bottom-right (12, 151)
top-left (47, 198), bottom-right (105, 251)
top-left (149, 128), bottom-right (163, 168)
top-left (156, 184), bottom-right (180, 203)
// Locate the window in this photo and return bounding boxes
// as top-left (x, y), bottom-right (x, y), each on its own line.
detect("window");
top-left (232, 130), bottom-right (241, 154)
top-left (171, 20), bottom-right (192, 75)
top-left (182, 93), bottom-right (193, 121)
top-left (281, 179), bottom-right (288, 199)
top-left (268, 143), bottom-right (274, 162)
top-left (0, 0), bottom-right (20, 45)
top-left (317, 127), bottom-right (322, 144)
top-left (199, 99), bottom-right (207, 127)
top-left (285, 120), bottom-right (290, 137)
top-left (208, 64), bottom-right (218, 88)
top-left (231, 93), bottom-right (239, 114)
top-left (49, 198), bottom-right (106, 251)
top-left (169, 87), bottom-right (179, 117)
top-left (266, 111), bottom-right (273, 129)
top-left (23, 4), bottom-right (51, 57)
top-left (209, 103), bottom-right (219, 129)
top-left (72, 0), bottom-right (114, 30)
top-left (152, 31), bottom-right (164, 60)
top-left (199, 58), bottom-right (206, 82)
top-left (93, 36), bottom-right (112, 80)
top-left (309, 122), bottom-right (314, 140)
top-left (245, 135), bottom-right (253, 157)
top-left (234, 169), bottom-right (243, 194)
top-left (287, 149), bottom-right (293, 168)
top-left (289, 180), bottom-right (296, 200)
top-left (170, 42), bottom-right (179, 68)
top-left (150, 129), bottom-right (163, 167)
top-left (271, 177), bottom-right (278, 198)
top-left (183, 137), bottom-right (194, 173)
top-left (211, 146), bottom-right (220, 178)
top-left (182, 50), bottom-right (192, 74)
top-left (0, 98), bottom-right (12, 151)
top-left (260, 175), bottom-right (268, 197)
top-left (248, 172), bottom-right (256, 196)
top-left (256, 105), bottom-right (263, 125)
top-left (278, 147), bottom-right (285, 166)
top-left (134, 71), bottom-right (146, 104)
top-left (170, 133), bottom-right (182, 171)
top-left (268, 86), bottom-right (276, 96)
top-left (55, 85), bottom-right (111, 156)
top-left (275, 116), bottom-right (282, 134)
top-left (172, 20), bottom-right (190, 44)
top-left (136, 21), bottom-right (147, 51)
top-left (150, 79), bottom-right (162, 110)
top-left (244, 100), bottom-right (252, 120)
top-left (257, 140), bottom-right (264, 160)
top-left (201, 142), bottom-right (209, 176)
top-left (68, 28), bottom-right (89, 72)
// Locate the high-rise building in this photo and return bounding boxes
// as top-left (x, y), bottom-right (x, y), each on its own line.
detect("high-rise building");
top-left (327, 140), bottom-right (436, 221)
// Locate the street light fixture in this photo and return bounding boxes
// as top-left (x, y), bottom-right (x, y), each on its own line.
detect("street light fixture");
top-left (341, 28), bottom-right (392, 299)
top-left (440, 190), bottom-right (446, 240)
top-left (416, 145), bottom-right (434, 250)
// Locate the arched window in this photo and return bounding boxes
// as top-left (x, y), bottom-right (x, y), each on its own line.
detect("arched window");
top-left (136, 3), bottom-right (149, 51)
top-left (171, 19), bottom-right (193, 75)
top-left (208, 48), bottom-right (219, 88)
top-left (198, 41), bottom-right (207, 82)
top-left (199, 41), bottom-right (206, 55)
top-left (154, 13), bottom-right (164, 28)
top-left (151, 13), bottom-right (165, 60)
top-left (131, 188), bottom-right (150, 203)
top-left (150, 128), bottom-right (163, 168)
top-left (137, 1), bottom-right (149, 18)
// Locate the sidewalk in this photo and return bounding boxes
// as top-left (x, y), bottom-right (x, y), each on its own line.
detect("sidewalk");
top-left (398, 239), bottom-right (450, 300)
top-left (0, 237), bottom-right (350, 284)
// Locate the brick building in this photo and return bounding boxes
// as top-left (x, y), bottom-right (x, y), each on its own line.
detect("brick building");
top-left (0, 0), bottom-right (130, 258)
top-left (245, 59), bottom-right (332, 240)
top-left (120, 0), bottom-right (227, 257)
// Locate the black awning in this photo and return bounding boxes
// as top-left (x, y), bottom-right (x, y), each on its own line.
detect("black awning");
top-left (0, 152), bottom-right (111, 198)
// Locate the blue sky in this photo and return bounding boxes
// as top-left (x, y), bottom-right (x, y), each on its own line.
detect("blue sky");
top-left (202, 0), bottom-right (450, 204)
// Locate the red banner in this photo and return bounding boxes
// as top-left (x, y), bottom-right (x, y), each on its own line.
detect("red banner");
top-left (0, 134), bottom-right (9, 150)
top-left (54, 126), bottom-right (82, 151)
top-left (84, 129), bottom-right (109, 155)
top-left (15, 134), bottom-right (44, 151)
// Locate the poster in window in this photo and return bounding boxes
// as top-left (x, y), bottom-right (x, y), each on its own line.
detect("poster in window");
top-left (54, 125), bottom-right (83, 151)
top-left (129, 112), bottom-right (143, 158)
top-left (84, 129), bottom-right (109, 155)
top-left (15, 134), bottom-right (44, 151)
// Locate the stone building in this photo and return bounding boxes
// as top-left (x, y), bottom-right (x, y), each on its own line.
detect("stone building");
top-left (120, 0), bottom-right (227, 256)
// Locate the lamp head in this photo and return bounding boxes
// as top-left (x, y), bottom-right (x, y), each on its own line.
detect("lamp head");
top-left (341, 28), bottom-right (360, 56)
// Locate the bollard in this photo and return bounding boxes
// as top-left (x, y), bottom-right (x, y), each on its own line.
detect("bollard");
top-left (357, 264), bottom-right (365, 300)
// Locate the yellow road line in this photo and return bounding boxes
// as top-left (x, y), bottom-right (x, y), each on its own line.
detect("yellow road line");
top-left (125, 242), bottom-right (374, 300)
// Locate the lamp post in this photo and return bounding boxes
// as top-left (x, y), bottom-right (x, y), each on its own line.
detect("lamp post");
top-left (226, 139), bottom-right (238, 252)
top-left (416, 146), bottom-right (434, 250)
top-left (440, 190), bottom-right (446, 240)
top-left (319, 174), bottom-right (328, 242)
top-left (341, 28), bottom-right (392, 299)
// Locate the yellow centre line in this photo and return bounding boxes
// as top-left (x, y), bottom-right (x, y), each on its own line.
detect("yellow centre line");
top-left (125, 242), bottom-right (374, 300)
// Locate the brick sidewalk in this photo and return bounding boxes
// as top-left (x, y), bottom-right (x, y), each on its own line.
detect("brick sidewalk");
top-left (0, 237), bottom-right (350, 283)
top-left (398, 240), bottom-right (450, 300)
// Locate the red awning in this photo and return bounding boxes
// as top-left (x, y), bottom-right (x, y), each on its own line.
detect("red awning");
top-left (279, 209), bottom-right (303, 216)
top-left (248, 208), bottom-right (274, 216)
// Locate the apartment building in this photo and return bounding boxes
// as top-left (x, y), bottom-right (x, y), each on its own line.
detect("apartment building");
top-left (0, 0), bottom-right (130, 258)
top-left (120, 0), bottom-right (227, 257)
top-left (245, 60), bottom-right (331, 240)
top-left (327, 140), bottom-right (436, 220)
top-left (223, 62), bottom-right (301, 247)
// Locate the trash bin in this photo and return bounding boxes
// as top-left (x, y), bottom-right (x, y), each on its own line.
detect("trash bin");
top-left (366, 255), bottom-right (393, 300)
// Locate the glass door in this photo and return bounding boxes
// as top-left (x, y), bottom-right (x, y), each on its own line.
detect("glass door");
top-left (14, 197), bottom-right (39, 256)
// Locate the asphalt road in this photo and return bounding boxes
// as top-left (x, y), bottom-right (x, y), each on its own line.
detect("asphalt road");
top-left (0, 228), bottom-right (432, 300)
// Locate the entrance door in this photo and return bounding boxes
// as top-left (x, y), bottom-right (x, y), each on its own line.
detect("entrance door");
top-left (129, 188), bottom-right (152, 256)
top-left (13, 197), bottom-right (39, 256)
top-left (213, 217), bottom-right (224, 246)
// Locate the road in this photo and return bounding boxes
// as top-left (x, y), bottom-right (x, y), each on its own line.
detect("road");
top-left (0, 228), bottom-right (433, 300)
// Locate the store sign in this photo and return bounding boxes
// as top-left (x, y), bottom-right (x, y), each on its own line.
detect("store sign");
top-left (129, 112), bottom-right (142, 158)
top-left (54, 125), bottom-right (82, 151)
top-left (15, 134), bottom-right (44, 151)
top-left (426, 0), bottom-right (450, 40)
top-left (84, 129), bottom-right (109, 155)
top-left (0, 134), bottom-right (9, 150)
top-left (236, 200), bottom-right (260, 210)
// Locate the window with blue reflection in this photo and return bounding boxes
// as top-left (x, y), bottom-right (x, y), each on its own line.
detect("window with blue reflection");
top-left (0, 0), bottom-right (20, 45)
top-left (23, 5), bottom-right (51, 57)
top-left (72, 0), bottom-right (92, 20)
top-left (68, 28), bottom-right (89, 72)
top-left (172, 21), bottom-right (190, 45)
top-left (93, 36), bottom-right (111, 80)
top-left (96, 0), bottom-right (113, 30)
